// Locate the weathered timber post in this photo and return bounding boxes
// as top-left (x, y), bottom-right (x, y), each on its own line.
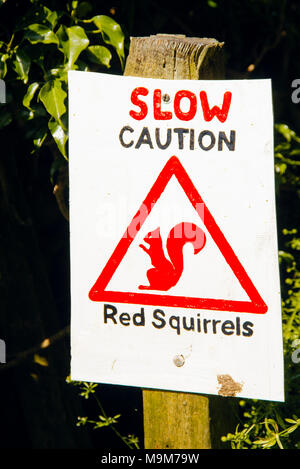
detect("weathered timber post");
top-left (123, 34), bottom-right (236, 450)
top-left (124, 34), bottom-right (225, 80)
top-left (124, 34), bottom-right (232, 449)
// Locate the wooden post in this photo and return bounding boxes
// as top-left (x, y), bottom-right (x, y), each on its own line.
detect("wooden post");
top-left (142, 389), bottom-right (211, 449)
top-left (124, 34), bottom-right (233, 450)
top-left (124, 34), bottom-right (224, 80)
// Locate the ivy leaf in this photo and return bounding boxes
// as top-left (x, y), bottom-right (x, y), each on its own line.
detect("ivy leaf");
top-left (24, 24), bottom-right (59, 45)
top-left (0, 54), bottom-right (7, 79)
top-left (12, 49), bottom-right (31, 84)
top-left (39, 79), bottom-right (67, 123)
top-left (86, 45), bottom-right (112, 67)
top-left (92, 15), bottom-right (124, 67)
top-left (23, 82), bottom-right (39, 110)
top-left (46, 10), bottom-right (59, 29)
top-left (48, 119), bottom-right (68, 159)
top-left (57, 25), bottom-right (89, 69)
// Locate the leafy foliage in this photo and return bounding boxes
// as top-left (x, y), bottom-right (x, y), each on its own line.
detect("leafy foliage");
top-left (222, 415), bottom-right (300, 449)
top-left (67, 378), bottom-right (140, 449)
top-left (0, 1), bottom-right (125, 159)
top-left (221, 124), bottom-right (300, 449)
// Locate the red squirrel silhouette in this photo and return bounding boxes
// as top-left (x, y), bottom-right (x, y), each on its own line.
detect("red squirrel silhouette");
top-left (138, 222), bottom-right (206, 291)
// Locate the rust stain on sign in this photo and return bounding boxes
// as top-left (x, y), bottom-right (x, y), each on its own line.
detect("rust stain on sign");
top-left (217, 374), bottom-right (243, 397)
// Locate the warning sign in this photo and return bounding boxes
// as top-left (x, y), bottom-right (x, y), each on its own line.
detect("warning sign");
top-left (89, 155), bottom-right (267, 315)
top-left (69, 71), bottom-right (284, 401)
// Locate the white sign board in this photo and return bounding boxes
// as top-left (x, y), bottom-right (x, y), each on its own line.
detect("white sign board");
top-left (69, 71), bottom-right (284, 401)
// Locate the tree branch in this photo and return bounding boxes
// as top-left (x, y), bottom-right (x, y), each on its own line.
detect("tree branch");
top-left (0, 325), bottom-right (70, 372)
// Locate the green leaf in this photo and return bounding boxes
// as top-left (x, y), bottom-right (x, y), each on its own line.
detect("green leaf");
top-left (48, 119), bottom-right (68, 159)
top-left (92, 15), bottom-right (125, 67)
top-left (285, 418), bottom-right (298, 424)
top-left (279, 250), bottom-right (295, 266)
top-left (47, 66), bottom-right (68, 82)
top-left (12, 49), bottom-right (31, 84)
top-left (47, 10), bottom-right (59, 29)
top-left (57, 25), bottom-right (89, 69)
top-left (24, 24), bottom-right (59, 45)
top-left (0, 55), bottom-right (7, 79)
top-left (23, 82), bottom-right (39, 110)
top-left (39, 79), bottom-right (67, 123)
top-left (275, 123), bottom-right (296, 143)
top-left (275, 162), bottom-right (287, 175)
top-left (86, 45), bottom-right (112, 67)
top-left (275, 152), bottom-right (300, 166)
top-left (76, 416), bottom-right (88, 427)
top-left (33, 131), bottom-right (47, 149)
top-left (26, 117), bottom-right (49, 150)
top-left (275, 142), bottom-right (291, 152)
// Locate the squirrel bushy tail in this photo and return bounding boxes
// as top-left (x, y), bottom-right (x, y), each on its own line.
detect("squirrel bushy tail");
top-left (166, 222), bottom-right (206, 271)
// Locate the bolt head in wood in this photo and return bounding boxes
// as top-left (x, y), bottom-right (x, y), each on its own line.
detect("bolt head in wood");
top-left (173, 354), bottom-right (185, 367)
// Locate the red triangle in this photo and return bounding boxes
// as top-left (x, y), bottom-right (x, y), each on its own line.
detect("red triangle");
top-left (89, 156), bottom-right (267, 314)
